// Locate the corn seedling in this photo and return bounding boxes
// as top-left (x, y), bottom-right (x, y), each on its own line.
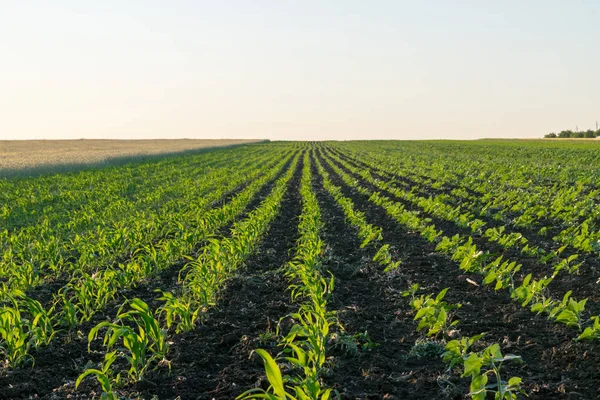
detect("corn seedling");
top-left (85, 298), bottom-right (168, 383)
top-left (156, 290), bottom-right (201, 333)
top-left (0, 289), bottom-right (55, 368)
top-left (76, 350), bottom-right (120, 400)
top-left (0, 301), bottom-right (34, 368)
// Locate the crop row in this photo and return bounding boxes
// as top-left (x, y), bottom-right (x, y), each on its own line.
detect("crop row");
top-left (310, 148), bottom-right (527, 399)
top-left (331, 142), bottom-right (600, 259)
top-left (73, 150), bottom-right (302, 397)
top-left (0, 147), bottom-right (298, 375)
top-left (317, 145), bottom-right (600, 341)
top-left (0, 146), bottom-right (287, 293)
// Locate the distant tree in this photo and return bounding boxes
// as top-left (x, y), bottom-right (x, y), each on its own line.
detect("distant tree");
top-left (544, 132), bottom-right (557, 138)
top-left (596, 129), bottom-right (600, 137)
top-left (584, 130), bottom-right (595, 138)
top-left (573, 131), bottom-right (585, 138)
top-left (558, 130), bottom-right (573, 138)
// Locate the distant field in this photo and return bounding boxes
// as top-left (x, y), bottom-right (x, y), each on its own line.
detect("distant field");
top-left (0, 139), bottom-right (262, 174)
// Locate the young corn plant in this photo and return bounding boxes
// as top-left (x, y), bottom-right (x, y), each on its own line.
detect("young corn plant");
top-left (240, 283), bottom-right (337, 400)
top-left (75, 350), bottom-right (120, 400)
top-left (21, 295), bottom-right (56, 348)
top-left (281, 246), bottom-right (335, 396)
top-left (83, 298), bottom-right (168, 384)
top-left (0, 289), bottom-right (55, 368)
top-left (54, 288), bottom-right (78, 328)
top-left (282, 308), bottom-right (336, 399)
top-left (238, 347), bottom-right (334, 400)
top-left (61, 274), bottom-right (118, 323)
top-left (118, 298), bottom-right (169, 362)
top-left (237, 349), bottom-right (291, 400)
top-left (241, 155), bottom-right (336, 399)
top-left (156, 290), bottom-right (201, 333)
top-left (0, 302), bottom-right (34, 368)
top-left (87, 322), bottom-right (149, 383)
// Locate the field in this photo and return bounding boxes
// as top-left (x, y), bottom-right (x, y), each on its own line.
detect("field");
top-left (1, 140), bottom-right (600, 399)
top-left (0, 139), bottom-right (262, 177)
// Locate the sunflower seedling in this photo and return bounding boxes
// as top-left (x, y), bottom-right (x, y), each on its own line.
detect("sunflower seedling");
top-left (462, 343), bottom-right (525, 400)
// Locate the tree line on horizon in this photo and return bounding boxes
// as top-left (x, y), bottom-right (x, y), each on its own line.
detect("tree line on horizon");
top-left (544, 129), bottom-right (600, 138)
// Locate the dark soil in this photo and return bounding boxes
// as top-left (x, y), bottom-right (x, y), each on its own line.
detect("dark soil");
top-left (314, 149), bottom-right (600, 400)
top-left (123, 153), bottom-right (303, 399)
top-left (310, 152), bottom-right (449, 399)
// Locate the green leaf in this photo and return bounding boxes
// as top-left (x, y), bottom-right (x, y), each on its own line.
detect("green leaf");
top-left (501, 354), bottom-right (522, 362)
top-left (508, 376), bottom-right (522, 386)
top-left (76, 369), bottom-right (104, 389)
top-left (577, 327), bottom-right (596, 341)
top-left (530, 303), bottom-right (544, 314)
top-left (555, 309), bottom-right (577, 325)
top-left (494, 280), bottom-right (503, 291)
top-left (436, 288), bottom-right (449, 302)
top-left (415, 307), bottom-right (432, 320)
top-left (483, 271), bottom-right (497, 285)
top-left (469, 373), bottom-right (488, 400)
top-left (463, 353), bottom-right (482, 377)
top-left (254, 349), bottom-right (286, 398)
top-left (486, 343), bottom-right (502, 360)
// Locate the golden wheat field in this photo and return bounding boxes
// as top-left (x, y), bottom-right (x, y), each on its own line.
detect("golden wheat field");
top-left (0, 139), bottom-right (262, 174)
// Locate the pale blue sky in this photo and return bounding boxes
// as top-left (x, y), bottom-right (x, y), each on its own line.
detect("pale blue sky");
top-left (1, 1), bottom-right (598, 140)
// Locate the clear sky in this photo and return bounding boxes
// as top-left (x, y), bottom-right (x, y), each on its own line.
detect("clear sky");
top-left (1, 1), bottom-right (599, 141)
